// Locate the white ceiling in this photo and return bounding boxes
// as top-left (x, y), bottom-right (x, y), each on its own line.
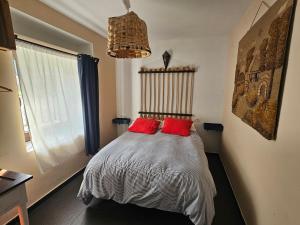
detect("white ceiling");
top-left (40, 0), bottom-right (251, 40)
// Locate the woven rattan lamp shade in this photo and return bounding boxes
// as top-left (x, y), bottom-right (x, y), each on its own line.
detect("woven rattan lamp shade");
top-left (107, 11), bottom-right (151, 58)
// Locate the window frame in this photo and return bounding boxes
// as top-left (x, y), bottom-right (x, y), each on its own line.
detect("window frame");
top-left (14, 57), bottom-right (32, 146)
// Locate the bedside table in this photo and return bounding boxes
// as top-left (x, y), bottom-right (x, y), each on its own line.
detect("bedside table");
top-left (112, 117), bottom-right (131, 136)
top-left (196, 123), bottom-right (223, 153)
top-left (0, 169), bottom-right (32, 225)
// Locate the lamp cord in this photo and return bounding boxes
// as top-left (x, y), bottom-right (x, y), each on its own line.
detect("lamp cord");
top-left (123, 0), bottom-right (131, 12)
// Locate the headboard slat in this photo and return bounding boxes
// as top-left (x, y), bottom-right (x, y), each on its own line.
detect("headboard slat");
top-left (167, 74), bottom-right (170, 114)
top-left (185, 73), bottom-right (189, 114)
top-left (190, 72), bottom-right (195, 114)
top-left (141, 73), bottom-right (144, 113)
top-left (171, 74), bottom-right (175, 114)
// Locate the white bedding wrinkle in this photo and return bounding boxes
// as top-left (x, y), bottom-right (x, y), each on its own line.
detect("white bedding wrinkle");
top-left (78, 131), bottom-right (216, 225)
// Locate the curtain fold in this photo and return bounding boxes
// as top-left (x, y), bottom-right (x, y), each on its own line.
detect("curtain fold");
top-left (77, 54), bottom-right (100, 155)
top-left (16, 41), bottom-right (85, 172)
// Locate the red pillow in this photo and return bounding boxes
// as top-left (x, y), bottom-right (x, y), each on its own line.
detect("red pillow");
top-left (128, 117), bottom-right (160, 134)
top-left (161, 118), bottom-right (193, 136)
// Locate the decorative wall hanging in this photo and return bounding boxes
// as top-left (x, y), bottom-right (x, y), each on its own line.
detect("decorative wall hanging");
top-left (232, 0), bottom-right (295, 140)
top-left (139, 66), bottom-right (195, 119)
top-left (107, 0), bottom-right (151, 58)
top-left (162, 51), bottom-right (171, 69)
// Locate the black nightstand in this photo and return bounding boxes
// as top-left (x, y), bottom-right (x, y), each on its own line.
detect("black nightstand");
top-left (112, 118), bottom-right (131, 125)
top-left (200, 123), bottom-right (223, 154)
top-left (112, 118), bottom-right (131, 136)
top-left (203, 123), bottom-right (223, 132)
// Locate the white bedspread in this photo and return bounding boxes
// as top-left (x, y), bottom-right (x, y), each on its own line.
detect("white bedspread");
top-left (78, 131), bottom-right (216, 225)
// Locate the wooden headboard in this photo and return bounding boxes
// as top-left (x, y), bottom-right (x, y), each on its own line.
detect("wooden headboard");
top-left (139, 66), bottom-right (195, 119)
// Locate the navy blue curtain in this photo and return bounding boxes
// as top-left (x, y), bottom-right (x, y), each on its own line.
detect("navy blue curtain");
top-left (78, 54), bottom-right (100, 155)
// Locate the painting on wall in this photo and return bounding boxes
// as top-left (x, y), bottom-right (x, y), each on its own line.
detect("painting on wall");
top-left (232, 0), bottom-right (295, 140)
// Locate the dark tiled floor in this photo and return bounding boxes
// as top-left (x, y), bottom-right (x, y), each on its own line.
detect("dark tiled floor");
top-left (8, 154), bottom-right (244, 225)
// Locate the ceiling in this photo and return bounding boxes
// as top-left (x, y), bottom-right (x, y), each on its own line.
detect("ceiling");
top-left (40, 0), bottom-right (251, 40)
top-left (11, 9), bottom-right (92, 54)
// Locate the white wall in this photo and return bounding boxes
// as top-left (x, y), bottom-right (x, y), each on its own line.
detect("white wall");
top-left (116, 36), bottom-right (229, 152)
top-left (11, 9), bottom-right (92, 55)
top-left (221, 0), bottom-right (300, 225)
top-left (0, 0), bottom-right (117, 223)
top-left (0, 51), bottom-right (89, 224)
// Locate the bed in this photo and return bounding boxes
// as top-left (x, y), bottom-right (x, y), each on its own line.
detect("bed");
top-left (77, 131), bottom-right (216, 225)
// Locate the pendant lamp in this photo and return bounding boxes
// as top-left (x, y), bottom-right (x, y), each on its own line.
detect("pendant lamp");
top-left (107, 0), bottom-right (151, 58)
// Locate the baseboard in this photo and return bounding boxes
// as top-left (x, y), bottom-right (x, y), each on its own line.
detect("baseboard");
top-left (6, 166), bottom-right (86, 225)
top-left (219, 153), bottom-right (248, 225)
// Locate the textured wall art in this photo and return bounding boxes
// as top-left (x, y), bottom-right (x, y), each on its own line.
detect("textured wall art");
top-left (232, 0), bottom-right (295, 140)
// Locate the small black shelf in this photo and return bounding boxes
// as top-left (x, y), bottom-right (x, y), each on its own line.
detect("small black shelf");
top-left (203, 123), bottom-right (223, 132)
top-left (112, 118), bottom-right (131, 125)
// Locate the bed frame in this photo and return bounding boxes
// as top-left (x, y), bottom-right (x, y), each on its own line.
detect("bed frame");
top-left (139, 66), bottom-right (196, 119)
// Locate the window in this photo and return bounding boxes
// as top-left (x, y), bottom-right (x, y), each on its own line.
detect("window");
top-left (14, 60), bottom-right (33, 152)
top-left (15, 40), bottom-right (84, 171)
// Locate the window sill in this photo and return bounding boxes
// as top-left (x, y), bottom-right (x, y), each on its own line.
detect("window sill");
top-left (26, 141), bottom-right (34, 153)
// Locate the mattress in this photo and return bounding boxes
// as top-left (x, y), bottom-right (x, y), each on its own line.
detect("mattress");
top-left (78, 131), bottom-right (216, 225)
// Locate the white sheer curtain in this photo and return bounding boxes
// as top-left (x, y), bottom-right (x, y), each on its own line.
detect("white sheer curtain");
top-left (16, 41), bottom-right (85, 172)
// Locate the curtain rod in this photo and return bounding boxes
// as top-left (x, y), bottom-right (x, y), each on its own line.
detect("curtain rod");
top-left (15, 36), bottom-right (78, 57)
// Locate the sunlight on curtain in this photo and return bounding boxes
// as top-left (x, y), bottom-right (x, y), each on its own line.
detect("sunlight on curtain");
top-left (16, 41), bottom-right (85, 172)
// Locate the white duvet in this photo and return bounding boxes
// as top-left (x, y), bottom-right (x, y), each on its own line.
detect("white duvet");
top-left (78, 131), bottom-right (216, 225)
